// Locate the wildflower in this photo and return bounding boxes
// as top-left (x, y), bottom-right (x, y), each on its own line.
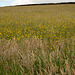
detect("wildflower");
top-left (51, 48), bottom-right (53, 50)
top-left (0, 33), bottom-right (1, 35)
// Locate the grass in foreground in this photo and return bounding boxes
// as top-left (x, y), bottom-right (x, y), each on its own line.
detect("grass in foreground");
top-left (0, 37), bottom-right (75, 75)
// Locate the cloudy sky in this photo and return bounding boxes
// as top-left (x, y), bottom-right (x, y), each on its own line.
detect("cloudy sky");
top-left (0, 0), bottom-right (75, 7)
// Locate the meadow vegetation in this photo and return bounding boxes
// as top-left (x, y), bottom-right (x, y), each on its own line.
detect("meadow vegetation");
top-left (0, 4), bottom-right (75, 75)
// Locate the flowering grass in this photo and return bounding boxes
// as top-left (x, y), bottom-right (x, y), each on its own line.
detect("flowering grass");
top-left (0, 4), bottom-right (75, 75)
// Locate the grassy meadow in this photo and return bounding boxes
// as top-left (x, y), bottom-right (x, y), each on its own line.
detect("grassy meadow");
top-left (0, 4), bottom-right (75, 75)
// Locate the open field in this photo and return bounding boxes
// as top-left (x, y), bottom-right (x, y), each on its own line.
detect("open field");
top-left (0, 4), bottom-right (75, 75)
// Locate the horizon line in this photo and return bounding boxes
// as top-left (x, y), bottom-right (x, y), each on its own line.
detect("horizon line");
top-left (0, 2), bottom-right (75, 7)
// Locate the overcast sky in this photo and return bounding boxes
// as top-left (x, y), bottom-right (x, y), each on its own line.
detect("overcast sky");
top-left (0, 0), bottom-right (75, 7)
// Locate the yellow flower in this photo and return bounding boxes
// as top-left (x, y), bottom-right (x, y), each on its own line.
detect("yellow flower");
top-left (54, 35), bottom-right (56, 36)
top-left (0, 33), bottom-right (1, 35)
top-left (51, 48), bottom-right (53, 50)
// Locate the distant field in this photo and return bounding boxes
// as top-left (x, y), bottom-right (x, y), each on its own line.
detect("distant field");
top-left (0, 4), bottom-right (75, 75)
top-left (0, 4), bottom-right (75, 40)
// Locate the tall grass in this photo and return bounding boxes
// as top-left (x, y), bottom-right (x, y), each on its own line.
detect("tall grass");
top-left (0, 37), bottom-right (75, 75)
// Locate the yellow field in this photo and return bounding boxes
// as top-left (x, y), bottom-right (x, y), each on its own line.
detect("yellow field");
top-left (0, 4), bottom-right (75, 75)
top-left (0, 4), bottom-right (75, 41)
